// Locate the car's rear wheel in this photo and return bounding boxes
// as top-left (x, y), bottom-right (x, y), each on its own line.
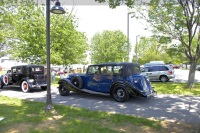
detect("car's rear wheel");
top-left (2, 75), bottom-right (9, 85)
top-left (41, 86), bottom-right (47, 90)
top-left (21, 81), bottom-right (31, 92)
top-left (70, 76), bottom-right (83, 89)
top-left (160, 76), bottom-right (168, 82)
top-left (59, 84), bottom-right (70, 96)
top-left (112, 86), bottom-right (129, 102)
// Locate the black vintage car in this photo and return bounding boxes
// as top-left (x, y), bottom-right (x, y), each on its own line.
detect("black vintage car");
top-left (0, 65), bottom-right (47, 92)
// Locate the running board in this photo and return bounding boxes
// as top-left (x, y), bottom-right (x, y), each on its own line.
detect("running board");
top-left (81, 89), bottom-right (110, 96)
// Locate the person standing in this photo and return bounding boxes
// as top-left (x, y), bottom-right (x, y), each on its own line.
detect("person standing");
top-left (51, 69), bottom-right (56, 83)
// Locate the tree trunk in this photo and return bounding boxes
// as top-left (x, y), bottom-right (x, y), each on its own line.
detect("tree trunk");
top-left (186, 60), bottom-right (196, 88)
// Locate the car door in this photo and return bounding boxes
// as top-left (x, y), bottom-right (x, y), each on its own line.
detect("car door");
top-left (11, 67), bottom-right (17, 83)
top-left (86, 65), bottom-right (101, 91)
top-left (97, 66), bottom-right (113, 93)
top-left (86, 65), bottom-right (114, 93)
top-left (12, 66), bottom-right (23, 84)
top-left (146, 66), bottom-right (160, 80)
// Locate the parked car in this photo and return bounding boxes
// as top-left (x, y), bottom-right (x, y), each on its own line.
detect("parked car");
top-left (57, 62), bottom-right (156, 102)
top-left (168, 64), bottom-right (180, 69)
top-left (0, 65), bottom-right (47, 92)
top-left (196, 65), bottom-right (200, 71)
top-left (141, 65), bottom-right (175, 82)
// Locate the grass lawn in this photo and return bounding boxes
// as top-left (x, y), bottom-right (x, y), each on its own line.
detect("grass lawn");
top-left (151, 82), bottom-right (200, 96)
top-left (0, 96), bottom-right (200, 133)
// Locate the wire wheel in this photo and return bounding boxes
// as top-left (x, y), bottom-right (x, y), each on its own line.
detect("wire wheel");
top-left (59, 84), bottom-right (70, 96)
top-left (112, 86), bottom-right (129, 102)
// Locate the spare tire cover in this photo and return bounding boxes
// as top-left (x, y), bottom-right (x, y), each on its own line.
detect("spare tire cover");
top-left (70, 76), bottom-right (83, 89)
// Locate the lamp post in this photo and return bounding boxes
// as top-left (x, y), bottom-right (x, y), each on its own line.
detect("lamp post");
top-left (136, 35), bottom-right (141, 63)
top-left (45, 0), bottom-right (65, 111)
top-left (127, 13), bottom-right (130, 62)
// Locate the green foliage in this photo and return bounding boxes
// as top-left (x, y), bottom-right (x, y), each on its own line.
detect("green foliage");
top-left (50, 14), bottom-right (88, 65)
top-left (95, 0), bottom-right (135, 8)
top-left (135, 36), bottom-right (171, 64)
top-left (9, 1), bottom-right (46, 64)
top-left (91, 30), bottom-right (127, 64)
top-left (0, 0), bottom-right (17, 57)
top-left (127, 0), bottom-right (200, 88)
top-left (3, 0), bottom-right (88, 65)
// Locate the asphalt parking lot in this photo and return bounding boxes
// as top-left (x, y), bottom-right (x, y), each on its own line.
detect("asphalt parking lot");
top-left (173, 69), bottom-right (200, 83)
top-left (0, 69), bottom-right (200, 124)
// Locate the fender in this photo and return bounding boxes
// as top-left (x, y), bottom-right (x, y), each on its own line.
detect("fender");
top-left (58, 79), bottom-right (83, 92)
top-left (110, 81), bottom-right (145, 97)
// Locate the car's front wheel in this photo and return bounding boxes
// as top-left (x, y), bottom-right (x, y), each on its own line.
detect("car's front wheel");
top-left (112, 86), bottom-right (129, 102)
top-left (21, 81), bottom-right (31, 92)
top-left (59, 84), bottom-right (70, 96)
top-left (160, 76), bottom-right (168, 82)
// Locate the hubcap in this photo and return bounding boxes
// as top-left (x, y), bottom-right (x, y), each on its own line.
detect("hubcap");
top-left (117, 89), bottom-right (125, 98)
top-left (23, 83), bottom-right (28, 90)
top-left (5, 76), bottom-right (8, 84)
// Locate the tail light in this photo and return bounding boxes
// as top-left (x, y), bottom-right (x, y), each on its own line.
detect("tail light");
top-left (168, 70), bottom-right (172, 75)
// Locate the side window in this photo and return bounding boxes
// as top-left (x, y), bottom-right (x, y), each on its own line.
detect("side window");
top-left (100, 66), bottom-right (113, 76)
top-left (87, 66), bottom-right (99, 75)
top-left (150, 66), bottom-right (160, 71)
top-left (148, 67), bottom-right (153, 72)
top-left (12, 68), bottom-right (16, 73)
top-left (113, 65), bottom-right (123, 75)
top-left (133, 66), bottom-right (140, 74)
top-left (16, 67), bottom-right (22, 73)
top-left (143, 67), bottom-right (149, 72)
top-left (159, 66), bottom-right (169, 71)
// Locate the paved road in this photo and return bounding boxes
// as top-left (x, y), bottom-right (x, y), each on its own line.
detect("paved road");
top-left (0, 86), bottom-right (200, 124)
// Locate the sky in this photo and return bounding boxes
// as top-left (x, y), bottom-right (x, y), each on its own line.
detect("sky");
top-left (35, 0), bottom-right (152, 58)
top-left (71, 5), bottom-right (152, 58)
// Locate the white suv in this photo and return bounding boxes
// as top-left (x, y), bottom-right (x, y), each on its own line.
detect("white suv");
top-left (141, 65), bottom-right (175, 82)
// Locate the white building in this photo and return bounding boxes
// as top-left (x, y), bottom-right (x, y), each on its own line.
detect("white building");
top-left (0, 56), bottom-right (28, 70)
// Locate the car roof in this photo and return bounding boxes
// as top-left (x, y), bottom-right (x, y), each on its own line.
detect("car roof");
top-left (89, 62), bottom-right (140, 67)
top-left (88, 62), bottom-right (141, 76)
top-left (144, 64), bottom-right (173, 69)
top-left (11, 64), bottom-right (44, 68)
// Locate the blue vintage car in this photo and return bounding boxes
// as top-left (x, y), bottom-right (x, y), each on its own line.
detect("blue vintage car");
top-left (58, 62), bottom-right (156, 102)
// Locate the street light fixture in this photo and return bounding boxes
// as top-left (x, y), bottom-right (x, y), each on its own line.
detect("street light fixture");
top-left (45, 0), bottom-right (65, 111)
top-left (136, 35), bottom-right (141, 63)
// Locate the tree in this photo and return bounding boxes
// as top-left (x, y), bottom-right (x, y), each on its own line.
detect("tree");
top-left (96, 0), bottom-right (200, 88)
top-left (9, 1), bottom-right (46, 64)
top-left (135, 36), bottom-right (171, 64)
top-left (50, 14), bottom-right (88, 65)
top-left (90, 30), bottom-right (127, 64)
top-left (0, 0), bottom-right (17, 57)
top-left (7, 0), bottom-right (88, 65)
